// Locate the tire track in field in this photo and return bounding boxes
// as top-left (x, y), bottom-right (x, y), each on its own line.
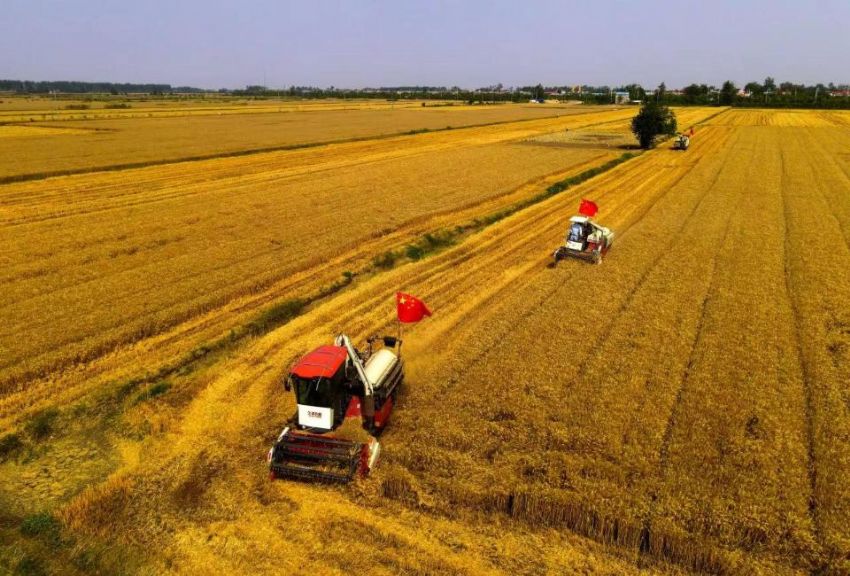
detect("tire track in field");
top-left (570, 127), bottom-right (731, 382)
top-left (409, 128), bottom-right (731, 395)
top-left (639, 127), bottom-right (822, 570)
top-left (779, 128), bottom-right (850, 568)
top-left (796, 128), bottom-right (850, 252)
top-left (778, 143), bottom-right (825, 571)
top-left (638, 133), bottom-right (745, 559)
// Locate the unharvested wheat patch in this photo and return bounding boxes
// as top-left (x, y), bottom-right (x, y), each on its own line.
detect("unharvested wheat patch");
top-left (0, 125), bottom-right (91, 138)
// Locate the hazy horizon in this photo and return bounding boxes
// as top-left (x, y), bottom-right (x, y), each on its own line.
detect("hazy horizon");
top-left (2, 0), bottom-right (849, 90)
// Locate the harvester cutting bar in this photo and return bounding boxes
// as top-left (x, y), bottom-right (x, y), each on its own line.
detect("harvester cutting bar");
top-left (270, 431), bottom-right (365, 483)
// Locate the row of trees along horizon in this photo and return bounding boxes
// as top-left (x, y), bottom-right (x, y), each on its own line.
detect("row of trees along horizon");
top-left (2, 77), bottom-right (849, 109)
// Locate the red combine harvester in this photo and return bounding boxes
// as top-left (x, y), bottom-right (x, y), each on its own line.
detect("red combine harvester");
top-left (268, 333), bottom-right (404, 483)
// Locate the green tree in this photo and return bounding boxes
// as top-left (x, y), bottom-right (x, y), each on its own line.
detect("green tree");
top-left (763, 76), bottom-right (776, 92)
top-left (625, 83), bottom-right (646, 101)
top-left (532, 84), bottom-right (545, 101)
top-left (656, 81), bottom-right (667, 102)
top-left (682, 83), bottom-right (708, 104)
top-left (719, 80), bottom-right (737, 105)
top-left (631, 100), bottom-right (677, 149)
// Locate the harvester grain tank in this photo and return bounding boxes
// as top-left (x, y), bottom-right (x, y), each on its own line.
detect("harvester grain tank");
top-left (268, 334), bottom-right (403, 483)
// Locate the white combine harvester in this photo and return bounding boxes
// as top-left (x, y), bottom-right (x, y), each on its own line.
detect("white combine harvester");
top-left (552, 199), bottom-right (615, 265)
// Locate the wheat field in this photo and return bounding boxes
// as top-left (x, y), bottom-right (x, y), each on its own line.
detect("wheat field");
top-left (0, 102), bottom-right (619, 180)
top-left (0, 105), bottom-right (658, 395)
top-left (2, 104), bottom-right (848, 575)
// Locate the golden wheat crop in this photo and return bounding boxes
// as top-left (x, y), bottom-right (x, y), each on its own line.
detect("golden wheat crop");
top-left (705, 108), bottom-right (850, 127)
top-left (0, 125), bottom-right (90, 138)
top-left (93, 106), bottom-right (840, 574)
top-left (10, 105), bottom-right (842, 576)
top-left (388, 112), bottom-right (850, 573)
top-left (0, 107), bottom-right (657, 396)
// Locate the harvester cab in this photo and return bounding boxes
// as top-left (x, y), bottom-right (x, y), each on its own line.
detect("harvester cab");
top-left (674, 133), bottom-right (690, 151)
top-left (268, 334), bottom-right (403, 483)
top-left (553, 200), bottom-right (614, 265)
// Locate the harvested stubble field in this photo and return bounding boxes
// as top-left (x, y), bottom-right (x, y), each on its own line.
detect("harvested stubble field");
top-left (2, 105), bottom-right (848, 575)
top-left (0, 97), bottom-right (435, 123)
top-left (0, 105), bottom-right (656, 399)
top-left (0, 100), bottom-right (604, 180)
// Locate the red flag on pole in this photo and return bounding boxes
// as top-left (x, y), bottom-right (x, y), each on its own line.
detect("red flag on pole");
top-left (396, 292), bottom-right (431, 323)
top-left (579, 199), bottom-right (598, 217)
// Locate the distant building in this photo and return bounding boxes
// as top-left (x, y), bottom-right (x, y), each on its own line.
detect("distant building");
top-left (613, 91), bottom-right (630, 104)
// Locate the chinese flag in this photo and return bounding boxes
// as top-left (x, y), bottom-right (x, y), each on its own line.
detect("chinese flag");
top-left (689, 127), bottom-right (695, 136)
top-left (396, 292), bottom-right (431, 323)
top-left (579, 199), bottom-right (598, 217)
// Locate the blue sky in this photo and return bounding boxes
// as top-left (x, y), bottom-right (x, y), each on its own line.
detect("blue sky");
top-left (1, 0), bottom-right (847, 89)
